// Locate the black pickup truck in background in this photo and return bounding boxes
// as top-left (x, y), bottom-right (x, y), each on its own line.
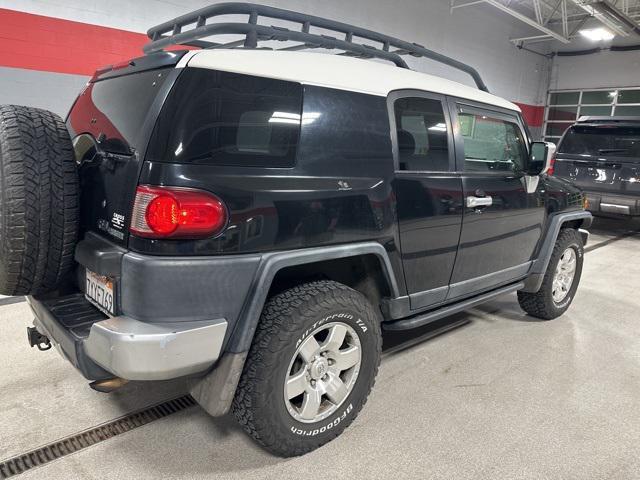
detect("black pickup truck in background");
top-left (554, 116), bottom-right (640, 217)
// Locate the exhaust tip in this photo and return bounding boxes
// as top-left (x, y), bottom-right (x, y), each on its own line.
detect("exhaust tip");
top-left (89, 377), bottom-right (129, 393)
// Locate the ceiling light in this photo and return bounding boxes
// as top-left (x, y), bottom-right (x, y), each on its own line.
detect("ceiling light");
top-left (579, 28), bottom-right (615, 41)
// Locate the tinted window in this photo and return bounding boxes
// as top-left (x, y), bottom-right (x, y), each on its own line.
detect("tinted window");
top-left (148, 69), bottom-right (302, 167)
top-left (459, 112), bottom-right (527, 173)
top-left (394, 97), bottom-right (450, 171)
top-left (68, 68), bottom-right (171, 154)
top-left (581, 90), bottom-right (615, 104)
top-left (548, 106), bottom-right (578, 121)
top-left (296, 86), bottom-right (392, 175)
top-left (559, 125), bottom-right (640, 158)
top-left (550, 92), bottom-right (580, 105)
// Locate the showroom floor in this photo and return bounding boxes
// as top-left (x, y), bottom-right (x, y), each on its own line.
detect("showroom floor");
top-left (1, 217), bottom-right (639, 480)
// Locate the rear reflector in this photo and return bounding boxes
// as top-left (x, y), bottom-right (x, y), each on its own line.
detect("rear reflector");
top-left (130, 185), bottom-right (227, 239)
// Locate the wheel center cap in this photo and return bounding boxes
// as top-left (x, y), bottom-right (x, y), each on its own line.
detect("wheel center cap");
top-left (310, 358), bottom-right (329, 380)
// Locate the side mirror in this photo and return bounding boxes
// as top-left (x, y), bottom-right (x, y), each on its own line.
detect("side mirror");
top-left (528, 141), bottom-right (556, 176)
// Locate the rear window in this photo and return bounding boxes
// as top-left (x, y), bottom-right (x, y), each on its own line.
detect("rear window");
top-left (67, 68), bottom-right (171, 154)
top-left (148, 68), bottom-right (302, 167)
top-left (559, 125), bottom-right (640, 158)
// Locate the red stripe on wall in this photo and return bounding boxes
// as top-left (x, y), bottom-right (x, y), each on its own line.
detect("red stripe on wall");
top-left (514, 102), bottom-right (545, 128)
top-left (0, 8), bottom-right (168, 76)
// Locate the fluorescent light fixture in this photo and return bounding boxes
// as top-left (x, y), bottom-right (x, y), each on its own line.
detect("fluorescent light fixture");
top-left (428, 123), bottom-right (447, 132)
top-left (579, 28), bottom-right (615, 41)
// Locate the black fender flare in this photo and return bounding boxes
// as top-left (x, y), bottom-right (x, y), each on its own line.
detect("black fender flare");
top-left (227, 241), bottom-right (400, 353)
top-left (521, 210), bottom-right (592, 293)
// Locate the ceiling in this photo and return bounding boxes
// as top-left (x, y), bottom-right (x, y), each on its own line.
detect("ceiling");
top-left (450, 0), bottom-right (640, 51)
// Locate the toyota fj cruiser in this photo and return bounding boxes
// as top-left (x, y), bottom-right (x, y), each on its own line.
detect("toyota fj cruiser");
top-left (0, 3), bottom-right (591, 457)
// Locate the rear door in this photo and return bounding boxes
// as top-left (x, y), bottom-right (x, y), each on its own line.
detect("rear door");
top-left (447, 99), bottom-right (545, 300)
top-left (66, 54), bottom-right (182, 246)
top-left (555, 124), bottom-right (640, 198)
top-left (390, 91), bottom-right (463, 310)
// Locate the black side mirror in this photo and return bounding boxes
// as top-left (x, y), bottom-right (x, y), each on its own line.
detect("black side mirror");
top-left (528, 141), bottom-right (556, 176)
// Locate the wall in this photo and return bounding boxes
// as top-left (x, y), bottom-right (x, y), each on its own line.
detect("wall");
top-left (549, 49), bottom-right (640, 91)
top-left (0, 0), bottom-right (549, 133)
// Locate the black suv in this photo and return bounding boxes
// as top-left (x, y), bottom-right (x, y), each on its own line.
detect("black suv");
top-left (0, 3), bottom-right (591, 457)
top-left (554, 116), bottom-right (640, 217)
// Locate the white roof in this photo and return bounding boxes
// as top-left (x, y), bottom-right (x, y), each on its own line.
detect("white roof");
top-left (179, 50), bottom-right (520, 112)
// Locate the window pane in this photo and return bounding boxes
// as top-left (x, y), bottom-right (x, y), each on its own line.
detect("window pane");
top-left (615, 105), bottom-right (640, 116)
top-left (559, 125), bottom-right (640, 158)
top-left (68, 68), bottom-right (172, 155)
top-left (545, 122), bottom-right (572, 137)
top-left (458, 112), bottom-right (527, 173)
top-left (548, 106), bottom-right (578, 121)
top-left (550, 92), bottom-right (579, 105)
top-left (148, 69), bottom-right (302, 167)
top-left (395, 97), bottom-right (449, 171)
top-left (581, 90), bottom-right (616, 104)
top-left (579, 106), bottom-right (613, 116)
top-left (618, 90), bottom-right (640, 104)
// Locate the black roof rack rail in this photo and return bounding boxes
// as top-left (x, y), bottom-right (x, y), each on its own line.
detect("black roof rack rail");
top-left (144, 2), bottom-right (490, 92)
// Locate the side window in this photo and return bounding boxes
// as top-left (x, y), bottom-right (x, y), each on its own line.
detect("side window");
top-left (458, 110), bottom-right (527, 173)
top-left (394, 97), bottom-right (450, 172)
top-left (148, 69), bottom-right (302, 167)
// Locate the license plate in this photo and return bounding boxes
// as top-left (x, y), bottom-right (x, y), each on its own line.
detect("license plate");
top-left (85, 269), bottom-right (115, 316)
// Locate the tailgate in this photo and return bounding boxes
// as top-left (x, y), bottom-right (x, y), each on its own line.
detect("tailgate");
top-left (66, 52), bottom-right (185, 247)
top-left (555, 123), bottom-right (640, 196)
top-left (554, 156), bottom-right (640, 195)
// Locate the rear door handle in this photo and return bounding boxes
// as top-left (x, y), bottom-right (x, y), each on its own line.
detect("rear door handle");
top-left (466, 196), bottom-right (493, 208)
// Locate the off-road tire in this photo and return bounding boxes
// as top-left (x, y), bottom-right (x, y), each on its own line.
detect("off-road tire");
top-left (232, 280), bottom-right (382, 457)
top-left (0, 105), bottom-right (78, 296)
top-left (518, 228), bottom-right (584, 320)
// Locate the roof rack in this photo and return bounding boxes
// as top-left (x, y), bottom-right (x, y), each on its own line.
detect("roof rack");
top-left (144, 2), bottom-right (490, 92)
top-left (578, 116), bottom-right (640, 123)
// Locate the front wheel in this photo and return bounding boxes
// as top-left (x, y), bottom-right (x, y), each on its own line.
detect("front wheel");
top-left (232, 280), bottom-right (382, 457)
top-left (518, 228), bottom-right (584, 320)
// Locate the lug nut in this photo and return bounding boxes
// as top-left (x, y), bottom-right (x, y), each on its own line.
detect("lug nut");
top-left (310, 380), bottom-right (316, 387)
top-left (322, 374), bottom-right (329, 381)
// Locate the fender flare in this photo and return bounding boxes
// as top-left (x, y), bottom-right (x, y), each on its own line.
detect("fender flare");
top-left (521, 210), bottom-right (592, 293)
top-left (227, 241), bottom-right (400, 353)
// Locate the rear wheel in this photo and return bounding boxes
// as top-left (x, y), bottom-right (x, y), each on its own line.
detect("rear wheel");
top-left (518, 228), bottom-right (584, 320)
top-left (0, 105), bottom-right (78, 296)
top-left (232, 280), bottom-right (382, 457)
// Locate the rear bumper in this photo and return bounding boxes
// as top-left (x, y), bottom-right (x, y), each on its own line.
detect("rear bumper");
top-left (584, 191), bottom-right (640, 216)
top-left (28, 294), bottom-right (227, 381)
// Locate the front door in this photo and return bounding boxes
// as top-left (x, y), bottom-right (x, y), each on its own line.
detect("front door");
top-left (390, 92), bottom-right (463, 310)
top-left (447, 100), bottom-right (545, 300)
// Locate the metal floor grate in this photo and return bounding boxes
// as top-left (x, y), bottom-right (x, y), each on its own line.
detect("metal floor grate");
top-left (0, 395), bottom-right (196, 479)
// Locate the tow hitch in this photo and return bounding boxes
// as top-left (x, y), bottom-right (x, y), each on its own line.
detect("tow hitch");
top-left (27, 326), bottom-right (51, 351)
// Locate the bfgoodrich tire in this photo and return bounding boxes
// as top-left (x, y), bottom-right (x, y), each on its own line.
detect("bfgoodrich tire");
top-left (232, 280), bottom-right (382, 457)
top-left (0, 105), bottom-right (79, 296)
top-left (518, 228), bottom-right (584, 320)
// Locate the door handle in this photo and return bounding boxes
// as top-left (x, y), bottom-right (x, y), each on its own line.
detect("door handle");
top-left (466, 196), bottom-right (493, 208)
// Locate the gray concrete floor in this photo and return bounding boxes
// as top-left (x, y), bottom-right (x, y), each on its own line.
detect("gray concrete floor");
top-left (1, 217), bottom-right (640, 479)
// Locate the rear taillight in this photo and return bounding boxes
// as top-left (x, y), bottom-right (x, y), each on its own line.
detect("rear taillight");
top-left (547, 156), bottom-right (556, 176)
top-left (130, 186), bottom-right (227, 239)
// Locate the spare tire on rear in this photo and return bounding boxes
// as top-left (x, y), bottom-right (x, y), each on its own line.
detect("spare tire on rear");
top-left (0, 105), bottom-right (79, 296)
